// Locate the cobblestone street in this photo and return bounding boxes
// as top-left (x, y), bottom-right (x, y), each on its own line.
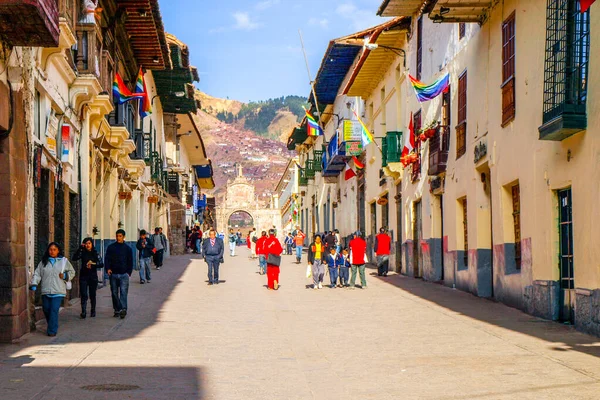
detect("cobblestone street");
top-left (2, 249), bottom-right (600, 399)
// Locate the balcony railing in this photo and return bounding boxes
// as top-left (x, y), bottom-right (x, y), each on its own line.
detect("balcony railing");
top-left (75, 23), bottom-right (102, 77)
top-left (428, 125), bottom-right (450, 176)
top-left (299, 168), bottom-right (308, 186)
top-left (382, 131), bottom-right (402, 167)
top-left (107, 102), bottom-right (136, 137)
top-left (323, 132), bottom-right (349, 176)
top-left (305, 159), bottom-right (315, 180)
top-left (312, 150), bottom-right (323, 172)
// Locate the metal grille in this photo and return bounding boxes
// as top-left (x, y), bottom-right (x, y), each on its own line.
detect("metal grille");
top-left (558, 188), bottom-right (574, 290)
top-left (542, 0), bottom-right (589, 123)
top-left (411, 111), bottom-right (421, 182)
top-left (458, 22), bottom-right (466, 39)
top-left (502, 13), bottom-right (516, 125)
top-left (416, 16), bottom-right (423, 80)
top-left (462, 198), bottom-right (468, 265)
top-left (512, 184), bottom-right (521, 269)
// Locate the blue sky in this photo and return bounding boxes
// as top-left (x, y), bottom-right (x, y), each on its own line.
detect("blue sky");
top-left (161, 0), bottom-right (387, 102)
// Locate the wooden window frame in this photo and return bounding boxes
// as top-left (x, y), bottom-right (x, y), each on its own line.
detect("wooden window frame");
top-left (502, 12), bottom-right (516, 126)
top-left (458, 22), bottom-right (466, 39)
top-left (416, 16), bottom-right (423, 80)
top-left (456, 71), bottom-right (467, 159)
top-left (512, 184), bottom-right (521, 269)
top-left (411, 111), bottom-right (422, 182)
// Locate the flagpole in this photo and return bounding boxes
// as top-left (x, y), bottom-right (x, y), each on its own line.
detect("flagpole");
top-left (299, 30), bottom-right (323, 127)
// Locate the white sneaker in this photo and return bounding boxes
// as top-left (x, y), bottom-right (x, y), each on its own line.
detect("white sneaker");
top-left (318, 282), bottom-right (322, 289)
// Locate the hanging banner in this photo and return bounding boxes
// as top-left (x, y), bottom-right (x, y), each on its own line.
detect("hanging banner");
top-left (61, 123), bottom-right (71, 163)
top-left (46, 111), bottom-right (58, 158)
top-left (343, 120), bottom-right (362, 142)
top-left (345, 141), bottom-right (363, 156)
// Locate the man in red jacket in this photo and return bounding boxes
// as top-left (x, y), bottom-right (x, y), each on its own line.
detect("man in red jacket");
top-left (263, 229), bottom-right (283, 290)
top-left (375, 227), bottom-right (392, 277)
top-left (348, 231), bottom-right (368, 289)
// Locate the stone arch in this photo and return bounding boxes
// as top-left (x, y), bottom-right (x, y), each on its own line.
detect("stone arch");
top-left (226, 209), bottom-right (255, 229)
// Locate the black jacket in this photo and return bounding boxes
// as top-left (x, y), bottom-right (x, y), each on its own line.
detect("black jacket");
top-left (307, 242), bottom-right (327, 264)
top-left (136, 237), bottom-right (155, 259)
top-left (104, 242), bottom-right (134, 276)
top-left (202, 237), bottom-right (224, 259)
top-left (72, 247), bottom-right (103, 280)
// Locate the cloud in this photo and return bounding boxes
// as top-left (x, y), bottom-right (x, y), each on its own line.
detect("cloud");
top-left (255, 0), bottom-right (280, 10)
top-left (336, 2), bottom-right (385, 31)
top-left (308, 17), bottom-right (329, 29)
top-left (233, 12), bottom-right (261, 30)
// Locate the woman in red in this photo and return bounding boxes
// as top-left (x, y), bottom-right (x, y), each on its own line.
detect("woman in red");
top-left (246, 231), bottom-right (251, 249)
top-left (263, 229), bottom-right (283, 290)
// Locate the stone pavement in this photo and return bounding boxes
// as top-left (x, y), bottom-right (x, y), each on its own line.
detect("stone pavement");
top-left (2, 248), bottom-right (600, 399)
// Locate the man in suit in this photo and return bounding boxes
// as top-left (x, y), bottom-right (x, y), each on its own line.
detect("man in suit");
top-left (202, 229), bottom-right (224, 285)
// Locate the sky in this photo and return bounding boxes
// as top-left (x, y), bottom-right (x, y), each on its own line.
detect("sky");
top-left (161, 0), bottom-right (387, 102)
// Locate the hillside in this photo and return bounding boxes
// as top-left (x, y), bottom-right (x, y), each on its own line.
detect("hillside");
top-left (197, 91), bottom-right (308, 142)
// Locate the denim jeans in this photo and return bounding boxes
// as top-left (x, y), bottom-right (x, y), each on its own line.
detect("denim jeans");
top-left (295, 246), bottom-right (302, 261)
top-left (339, 267), bottom-right (350, 286)
top-left (196, 239), bottom-right (202, 254)
top-left (110, 273), bottom-right (130, 312)
top-left (328, 266), bottom-right (339, 287)
top-left (286, 244), bottom-right (293, 255)
top-left (42, 295), bottom-right (63, 335)
top-left (312, 260), bottom-right (324, 287)
top-left (350, 264), bottom-right (367, 287)
top-left (139, 257), bottom-right (152, 281)
top-left (229, 241), bottom-right (236, 256)
top-left (206, 256), bottom-right (220, 283)
top-left (259, 255), bottom-right (267, 274)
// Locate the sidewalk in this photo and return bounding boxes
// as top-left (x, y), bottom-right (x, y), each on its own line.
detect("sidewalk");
top-left (1, 249), bottom-right (600, 399)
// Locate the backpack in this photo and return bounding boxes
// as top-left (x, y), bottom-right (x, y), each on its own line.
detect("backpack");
top-left (252, 236), bottom-right (258, 243)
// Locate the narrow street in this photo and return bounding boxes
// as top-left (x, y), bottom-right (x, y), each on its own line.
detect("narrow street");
top-left (2, 249), bottom-right (600, 400)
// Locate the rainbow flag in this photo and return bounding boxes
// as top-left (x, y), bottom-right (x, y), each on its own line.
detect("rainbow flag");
top-left (135, 67), bottom-right (152, 118)
top-left (113, 72), bottom-right (144, 104)
top-left (409, 73), bottom-right (450, 102)
top-left (304, 108), bottom-right (323, 136)
top-left (352, 110), bottom-right (374, 147)
top-left (352, 156), bottom-right (365, 169)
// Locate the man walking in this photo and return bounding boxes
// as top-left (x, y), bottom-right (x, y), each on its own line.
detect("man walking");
top-left (104, 229), bottom-right (133, 318)
top-left (228, 228), bottom-right (237, 257)
top-left (250, 228), bottom-right (258, 259)
top-left (324, 231), bottom-right (336, 251)
top-left (152, 227), bottom-right (167, 270)
top-left (256, 231), bottom-right (268, 275)
top-left (264, 229), bottom-right (283, 290)
top-left (294, 229), bottom-right (306, 264)
top-left (349, 231), bottom-right (368, 289)
top-left (136, 230), bottom-right (155, 284)
top-left (375, 227), bottom-right (392, 276)
top-left (202, 229), bottom-right (224, 285)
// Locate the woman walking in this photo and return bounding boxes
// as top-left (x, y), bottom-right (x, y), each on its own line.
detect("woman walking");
top-left (307, 234), bottom-right (326, 289)
top-left (72, 238), bottom-right (103, 319)
top-left (30, 242), bottom-right (76, 336)
top-left (263, 229), bottom-right (283, 290)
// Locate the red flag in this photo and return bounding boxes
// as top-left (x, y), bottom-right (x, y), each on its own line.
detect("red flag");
top-left (580, 0), bottom-right (595, 12)
top-left (344, 163), bottom-right (356, 180)
top-left (401, 112), bottom-right (416, 166)
top-left (352, 156), bottom-right (365, 169)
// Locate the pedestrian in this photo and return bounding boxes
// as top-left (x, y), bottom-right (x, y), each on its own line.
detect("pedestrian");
top-left (348, 231), bottom-right (368, 289)
top-left (264, 228), bottom-right (283, 290)
top-left (324, 230), bottom-right (336, 250)
top-left (227, 228), bottom-right (237, 257)
top-left (307, 234), bottom-right (326, 289)
top-left (294, 229), bottom-right (306, 264)
top-left (375, 227), bottom-right (392, 277)
top-left (196, 228), bottom-right (204, 255)
top-left (72, 238), bottom-right (103, 319)
top-left (325, 247), bottom-right (342, 289)
top-left (136, 229), bottom-right (155, 284)
top-left (30, 242), bottom-right (76, 336)
top-left (105, 229), bottom-right (133, 318)
top-left (152, 227), bottom-right (167, 270)
top-left (250, 228), bottom-right (258, 258)
top-left (189, 229), bottom-right (199, 254)
top-left (339, 248), bottom-right (351, 287)
top-left (202, 229), bottom-right (224, 285)
top-left (284, 233), bottom-right (294, 255)
top-left (256, 231), bottom-right (268, 275)
top-left (335, 229), bottom-right (342, 253)
top-left (246, 231), bottom-right (251, 251)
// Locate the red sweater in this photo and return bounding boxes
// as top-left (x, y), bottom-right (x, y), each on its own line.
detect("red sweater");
top-left (375, 233), bottom-right (391, 255)
top-left (256, 236), bottom-right (267, 255)
top-left (263, 236), bottom-right (283, 263)
top-left (349, 237), bottom-right (367, 265)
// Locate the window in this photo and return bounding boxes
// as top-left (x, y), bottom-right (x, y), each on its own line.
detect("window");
top-left (34, 90), bottom-right (42, 140)
top-left (458, 23), bottom-right (466, 39)
top-left (461, 198), bottom-right (468, 265)
top-left (456, 72), bottom-right (467, 158)
top-left (512, 184), bottom-right (521, 269)
top-left (370, 202), bottom-right (377, 236)
top-left (502, 12), bottom-right (516, 126)
top-left (411, 111), bottom-right (422, 182)
top-left (416, 16), bottom-right (423, 80)
top-left (382, 194), bottom-right (389, 230)
top-left (442, 85), bottom-right (451, 127)
top-left (539, 0), bottom-right (589, 140)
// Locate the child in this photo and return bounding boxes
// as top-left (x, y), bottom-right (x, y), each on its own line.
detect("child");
top-left (339, 248), bottom-right (351, 287)
top-left (325, 247), bottom-right (343, 289)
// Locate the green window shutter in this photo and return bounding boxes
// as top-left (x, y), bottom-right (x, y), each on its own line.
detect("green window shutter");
top-left (382, 136), bottom-right (388, 167)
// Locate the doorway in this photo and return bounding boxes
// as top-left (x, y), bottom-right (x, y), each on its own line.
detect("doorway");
top-left (558, 188), bottom-right (574, 324)
top-left (413, 200), bottom-right (422, 277)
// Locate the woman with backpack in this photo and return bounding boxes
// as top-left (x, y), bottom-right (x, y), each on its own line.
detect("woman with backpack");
top-left (30, 242), bottom-right (76, 336)
top-left (72, 238), bottom-right (104, 319)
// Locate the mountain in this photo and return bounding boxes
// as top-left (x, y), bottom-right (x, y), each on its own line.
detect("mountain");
top-left (197, 91), bottom-right (308, 142)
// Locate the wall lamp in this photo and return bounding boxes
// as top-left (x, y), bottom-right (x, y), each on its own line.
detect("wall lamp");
top-left (151, 91), bottom-right (186, 106)
top-left (364, 43), bottom-right (406, 67)
top-left (313, 111), bottom-right (342, 128)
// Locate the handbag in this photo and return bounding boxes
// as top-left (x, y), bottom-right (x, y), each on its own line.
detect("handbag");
top-left (60, 259), bottom-right (72, 290)
top-left (266, 253), bottom-right (281, 266)
top-left (306, 264), bottom-right (312, 279)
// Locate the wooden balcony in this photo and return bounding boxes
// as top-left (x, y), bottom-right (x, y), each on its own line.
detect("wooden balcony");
top-left (428, 125), bottom-right (450, 176)
top-left (107, 102), bottom-right (136, 138)
top-left (0, 0), bottom-right (60, 47)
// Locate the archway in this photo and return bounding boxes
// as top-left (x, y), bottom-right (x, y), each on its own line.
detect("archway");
top-left (227, 210), bottom-right (255, 230)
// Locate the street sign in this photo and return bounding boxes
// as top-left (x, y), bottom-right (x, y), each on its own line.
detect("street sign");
top-left (343, 120), bottom-right (362, 142)
top-left (345, 141), bottom-right (363, 156)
